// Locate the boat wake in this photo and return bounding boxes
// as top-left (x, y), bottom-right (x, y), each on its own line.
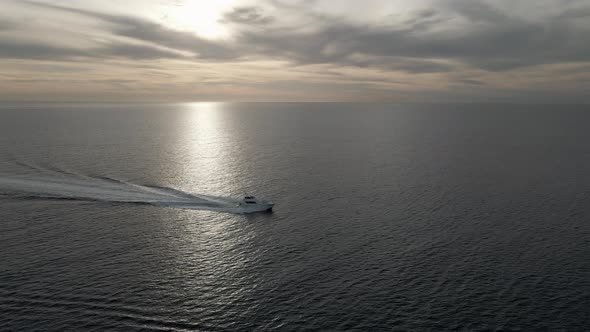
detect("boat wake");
top-left (0, 174), bottom-right (248, 213)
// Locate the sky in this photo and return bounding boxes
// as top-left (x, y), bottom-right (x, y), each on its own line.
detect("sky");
top-left (0, 0), bottom-right (589, 102)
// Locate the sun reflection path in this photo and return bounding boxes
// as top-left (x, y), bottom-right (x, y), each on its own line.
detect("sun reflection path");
top-left (162, 103), bottom-right (274, 320)
top-left (179, 102), bottom-right (240, 198)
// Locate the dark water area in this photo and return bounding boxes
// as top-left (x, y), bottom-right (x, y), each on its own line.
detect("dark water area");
top-left (1, 102), bottom-right (589, 331)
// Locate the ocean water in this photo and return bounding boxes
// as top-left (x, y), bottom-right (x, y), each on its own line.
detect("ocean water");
top-left (1, 102), bottom-right (589, 331)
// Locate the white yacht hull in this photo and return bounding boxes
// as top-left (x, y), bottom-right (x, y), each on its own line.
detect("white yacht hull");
top-left (236, 196), bottom-right (274, 213)
top-left (238, 202), bottom-right (274, 213)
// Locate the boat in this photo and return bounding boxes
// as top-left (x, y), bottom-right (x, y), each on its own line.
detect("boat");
top-left (237, 195), bottom-right (274, 213)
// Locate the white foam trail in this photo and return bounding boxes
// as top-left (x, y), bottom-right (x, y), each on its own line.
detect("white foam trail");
top-left (0, 175), bottom-right (244, 213)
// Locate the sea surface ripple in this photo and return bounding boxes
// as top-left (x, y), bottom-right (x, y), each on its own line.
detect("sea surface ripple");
top-left (1, 102), bottom-right (590, 331)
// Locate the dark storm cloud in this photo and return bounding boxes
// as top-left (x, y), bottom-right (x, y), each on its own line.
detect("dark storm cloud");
top-left (222, 6), bottom-right (274, 25)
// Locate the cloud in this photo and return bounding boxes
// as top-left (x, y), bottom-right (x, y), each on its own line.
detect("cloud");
top-left (107, 17), bottom-right (236, 59)
top-left (449, 0), bottom-right (514, 23)
top-left (401, 9), bottom-right (448, 32)
top-left (96, 42), bottom-right (187, 60)
top-left (456, 78), bottom-right (485, 86)
top-left (13, 0), bottom-right (590, 72)
top-left (20, 1), bottom-right (237, 60)
top-left (234, 0), bottom-right (590, 71)
top-left (0, 20), bottom-right (17, 30)
top-left (558, 7), bottom-right (590, 19)
top-left (0, 40), bottom-right (188, 61)
top-left (2, 0), bottom-right (590, 102)
top-left (222, 6), bottom-right (274, 25)
top-left (0, 41), bottom-right (87, 60)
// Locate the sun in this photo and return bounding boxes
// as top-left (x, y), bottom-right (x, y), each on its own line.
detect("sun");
top-left (165, 0), bottom-right (237, 39)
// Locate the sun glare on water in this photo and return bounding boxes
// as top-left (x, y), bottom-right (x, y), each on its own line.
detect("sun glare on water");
top-left (165, 0), bottom-right (237, 39)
